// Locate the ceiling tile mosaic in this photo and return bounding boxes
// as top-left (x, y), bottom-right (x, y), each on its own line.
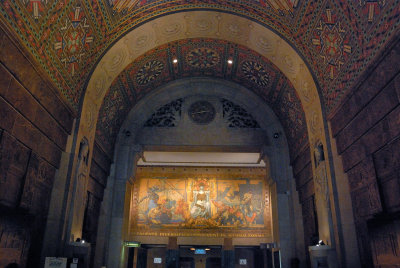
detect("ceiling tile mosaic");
top-left (96, 38), bottom-right (308, 159)
top-left (0, 0), bottom-right (399, 115)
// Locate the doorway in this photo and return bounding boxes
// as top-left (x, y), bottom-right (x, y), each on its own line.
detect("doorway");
top-left (179, 246), bottom-right (221, 268)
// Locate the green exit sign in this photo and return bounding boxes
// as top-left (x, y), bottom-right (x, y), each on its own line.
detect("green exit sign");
top-left (124, 241), bottom-right (140, 247)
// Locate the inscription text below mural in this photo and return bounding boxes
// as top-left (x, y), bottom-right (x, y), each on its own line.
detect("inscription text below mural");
top-left (132, 176), bottom-right (270, 238)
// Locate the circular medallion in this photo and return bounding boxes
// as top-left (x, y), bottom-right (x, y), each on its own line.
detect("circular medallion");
top-left (136, 60), bottom-right (164, 85)
top-left (241, 61), bottom-right (269, 87)
top-left (188, 101), bottom-right (216, 124)
top-left (186, 47), bottom-right (220, 68)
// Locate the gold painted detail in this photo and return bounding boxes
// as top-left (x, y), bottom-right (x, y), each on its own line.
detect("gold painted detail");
top-left (130, 166), bottom-right (271, 238)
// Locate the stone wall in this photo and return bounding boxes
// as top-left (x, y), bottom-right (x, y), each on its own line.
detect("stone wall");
top-left (291, 145), bottom-right (318, 265)
top-left (330, 35), bottom-right (400, 267)
top-left (0, 25), bottom-right (74, 267)
top-left (83, 141), bottom-right (111, 266)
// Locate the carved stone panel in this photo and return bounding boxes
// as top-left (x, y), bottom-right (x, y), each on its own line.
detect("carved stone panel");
top-left (369, 219), bottom-right (400, 267)
top-left (144, 99), bottom-right (183, 127)
top-left (89, 161), bottom-right (108, 188)
top-left (314, 162), bottom-right (329, 208)
top-left (355, 221), bottom-right (374, 268)
top-left (20, 153), bottom-right (56, 215)
top-left (298, 179), bottom-right (315, 204)
top-left (0, 216), bottom-right (31, 268)
top-left (347, 157), bottom-right (377, 192)
top-left (0, 131), bottom-right (30, 208)
top-left (301, 195), bottom-right (319, 264)
top-left (221, 99), bottom-right (260, 128)
top-left (373, 138), bottom-right (400, 179)
top-left (351, 183), bottom-right (382, 220)
top-left (82, 192), bottom-right (101, 244)
top-left (373, 138), bottom-right (400, 212)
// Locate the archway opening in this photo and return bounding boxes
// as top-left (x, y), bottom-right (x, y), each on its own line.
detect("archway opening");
top-left (101, 79), bottom-right (307, 268)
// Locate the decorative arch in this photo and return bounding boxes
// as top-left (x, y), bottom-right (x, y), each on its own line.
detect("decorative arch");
top-left (80, 10), bottom-right (326, 163)
top-left (106, 78), bottom-right (299, 268)
top-left (76, 10), bottom-right (338, 267)
top-left (95, 38), bottom-right (308, 160)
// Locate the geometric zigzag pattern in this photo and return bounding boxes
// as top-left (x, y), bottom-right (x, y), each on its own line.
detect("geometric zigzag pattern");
top-left (0, 0), bottom-right (399, 115)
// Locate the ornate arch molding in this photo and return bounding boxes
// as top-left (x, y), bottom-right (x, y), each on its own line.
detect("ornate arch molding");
top-left (79, 11), bottom-right (337, 260)
top-left (80, 10), bottom-right (326, 161)
top-left (95, 38), bottom-right (308, 160)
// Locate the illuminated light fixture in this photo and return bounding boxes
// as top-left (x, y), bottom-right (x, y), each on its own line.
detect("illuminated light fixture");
top-left (173, 58), bottom-right (178, 63)
top-left (138, 151), bottom-right (265, 167)
top-left (190, 248), bottom-right (195, 251)
top-left (227, 59), bottom-right (233, 64)
top-left (205, 248), bottom-right (210, 251)
top-left (81, 240), bottom-right (85, 244)
top-left (124, 241), bottom-right (141, 247)
top-left (194, 248), bottom-right (207, 254)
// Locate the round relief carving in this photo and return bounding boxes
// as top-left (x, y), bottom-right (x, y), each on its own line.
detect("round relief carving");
top-left (107, 50), bottom-right (127, 73)
top-left (255, 36), bottom-right (273, 53)
top-left (186, 47), bottom-right (220, 68)
top-left (135, 35), bottom-right (150, 48)
top-left (194, 18), bottom-right (212, 32)
top-left (226, 22), bottom-right (242, 37)
top-left (94, 76), bottom-right (106, 98)
top-left (188, 101), bottom-right (216, 124)
top-left (284, 55), bottom-right (297, 75)
top-left (301, 81), bottom-right (314, 103)
top-left (161, 21), bottom-right (183, 36)
top-left (241, 61), bottom-right (269, 87)
top-left (136, 60), bottom-right (164, 85)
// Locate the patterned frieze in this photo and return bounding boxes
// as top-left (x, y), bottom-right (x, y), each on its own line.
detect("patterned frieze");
top-left (0, 1), bottom-right (399, 115)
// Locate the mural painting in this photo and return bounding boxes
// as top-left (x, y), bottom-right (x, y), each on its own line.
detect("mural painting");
top-left (131, 170), bottom-right (270, 238)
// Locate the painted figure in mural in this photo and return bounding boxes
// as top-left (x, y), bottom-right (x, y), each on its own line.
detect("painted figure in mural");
top-left (136, 177), bottom-right (264, 229)
top-left (141, 186), bottom-right (174, 225)
top-left (190, 185), bottom-right (211, 219)
top-left (147, 198), bottom-right (172, 225)
top-left (241, 190), bottom-right (257, 224)
top-left (214, 188), bottom-right (244, 226)
top-left (212, 187), bottom-right (260, 226)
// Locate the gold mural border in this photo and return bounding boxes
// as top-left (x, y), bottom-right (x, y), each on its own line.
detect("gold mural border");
top-left (130, 166), bottom-right (271, 238)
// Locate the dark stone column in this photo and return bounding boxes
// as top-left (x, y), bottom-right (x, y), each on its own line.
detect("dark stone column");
top-left (166, 237), bottom-right (179, 268)
top-left (222, 238), bottom-right (234, 268)
top-left (136, 247), bottom-right (147, 268)
top-left (260, 243), bottom-right (273, 268)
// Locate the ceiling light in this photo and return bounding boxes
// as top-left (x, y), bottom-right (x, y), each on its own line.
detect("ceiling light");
top-left (173, 58), bottom-right (178, 63)
top-left (227, 59), bottom-right (233, 64)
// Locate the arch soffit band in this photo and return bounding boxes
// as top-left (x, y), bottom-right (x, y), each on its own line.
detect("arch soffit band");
top-left (80, 11), bottom-right (324, 156)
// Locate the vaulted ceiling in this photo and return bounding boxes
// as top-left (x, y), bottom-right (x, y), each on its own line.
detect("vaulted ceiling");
top-left (1, 0), bottom-right (399, 158)
top-left (1, 0), bottom-right (399, 110)
top-left (96, 38), bottom-right (308, 156)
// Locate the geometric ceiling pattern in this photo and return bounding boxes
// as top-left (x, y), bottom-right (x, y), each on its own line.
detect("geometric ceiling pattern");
top-left (96, 38), bottom-right (308, 158)
top-left (1, 0), bottom-right (399, 114)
